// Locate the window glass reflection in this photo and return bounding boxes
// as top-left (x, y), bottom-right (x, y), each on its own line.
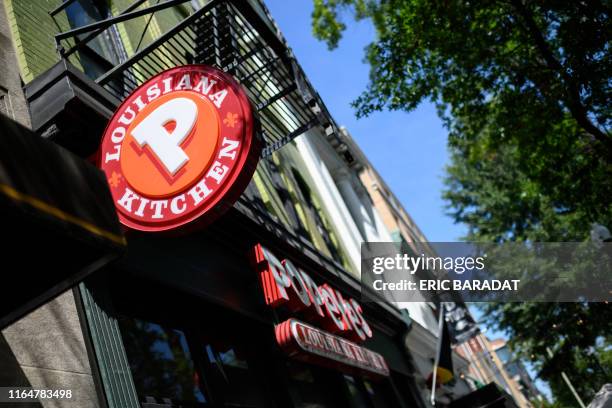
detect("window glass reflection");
top-left (65, 1), bottom-right (122, 60)
top-left (203, 343), bottom-right (266, 407)
top-left (118, 317), bottom-right (207, 405)
top-left (344, 375), bottom-right (370, 408)
top-left (363, 379), bottom-right (394, 408)
top-left (287, 361), bottom-right (343, 408)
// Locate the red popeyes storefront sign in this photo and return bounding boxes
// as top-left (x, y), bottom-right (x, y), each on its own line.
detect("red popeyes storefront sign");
top-left (100, 65), bottom-right (259, 231)
top-left (251, 244), bottom-right (390, 378)
top-left (276, 319), bottom-right (389, 378)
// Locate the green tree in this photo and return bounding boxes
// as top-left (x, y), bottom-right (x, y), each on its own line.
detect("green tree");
top-left (311, 0), bottom-right (611, 405)
top-left (311, 0), bottom-right (611, 227)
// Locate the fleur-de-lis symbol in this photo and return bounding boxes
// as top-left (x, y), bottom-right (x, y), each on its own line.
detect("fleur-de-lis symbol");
top-left (108, 171), bottom-right (122, 188)
top-left (223, 112), bottom-right (239, 128)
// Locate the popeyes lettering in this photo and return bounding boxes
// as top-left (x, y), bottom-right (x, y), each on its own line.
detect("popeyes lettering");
top-left (251, 243), bottom-right (373, 343)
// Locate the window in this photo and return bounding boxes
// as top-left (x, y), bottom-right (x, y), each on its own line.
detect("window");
top-left (201, 341), bottom-right (268, 407)
top-left (118, 318), bottom-right (207, 406)
top-left (0, 88), bottom-right (10, 118)
top-left (291, 168), bottom-right (348, 267)
top-left (344, 375), bottom-right (370, 408)
top-left (64, 0), bottom-right (125, 78)
top-left (344, 375), bottom-right (398, 408)
top-left (0, 94), bottom-right (6, 116)
top-left (363, 379), bottom-right (395, 408)
top-left (286, 361), bottom-right (349, 408)
top-left (117, 313), bottom-right (273, 407)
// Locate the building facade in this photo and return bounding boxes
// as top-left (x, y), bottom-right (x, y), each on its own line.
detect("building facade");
top-left (339, 127), bottom-right (480, 405)
top-left (455, 334), bottom-right (534, 407)
top-left (339, 127), bottom-right (538, 407)
top-left (0, 0), bottom-right (427, 407)
top-left (490, 338), bottom-right (543, 405)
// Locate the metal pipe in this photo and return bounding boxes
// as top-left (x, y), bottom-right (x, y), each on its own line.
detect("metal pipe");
top-left (62, 0), bottom-right (149, 58)
top-left (49, 0), bottom-right (78, 17)
top-left (430, 303), bottom-right (446, 406)
top-left (55, 0), bottom-right (191, 41)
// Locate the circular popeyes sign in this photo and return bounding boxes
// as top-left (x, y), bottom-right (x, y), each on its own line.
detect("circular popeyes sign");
top-left (99, 65), bottom-right (260, 232)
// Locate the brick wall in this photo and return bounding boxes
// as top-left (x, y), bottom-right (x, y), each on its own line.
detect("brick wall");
top-left (3, 0), bottom-right (190, 84)
top-left (0, 0), bottom-right (30, 126)
top-left (3, 0), bottom-right (68, 82)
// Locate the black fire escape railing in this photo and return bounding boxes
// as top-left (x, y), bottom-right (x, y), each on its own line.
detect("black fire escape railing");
top-left (52, 0), bottom-right (343, 158)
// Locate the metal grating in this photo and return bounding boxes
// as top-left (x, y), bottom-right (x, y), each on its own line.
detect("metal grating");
top-left (55, 0), bottom-right (329, 158)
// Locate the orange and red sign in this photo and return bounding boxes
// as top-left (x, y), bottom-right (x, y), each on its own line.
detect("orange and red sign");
top-left (100, 65), bottom-right (260, 231)
top-left (276, 319), bottom-right (389, 378)
top-left (251, 243), bottom-right (373, 342)
top-left (251, 243), bottom-right (390, 377)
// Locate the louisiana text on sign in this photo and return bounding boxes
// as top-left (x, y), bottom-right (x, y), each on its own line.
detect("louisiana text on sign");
top-left (99, 65), bottom-right (260, 232)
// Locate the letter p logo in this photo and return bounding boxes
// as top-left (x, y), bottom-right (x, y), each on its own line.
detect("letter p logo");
top-left (131, 97), bottom-right (198, 175)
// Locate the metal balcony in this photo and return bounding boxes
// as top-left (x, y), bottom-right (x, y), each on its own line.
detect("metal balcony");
top-left (52, 0), bottom-right (340, 158)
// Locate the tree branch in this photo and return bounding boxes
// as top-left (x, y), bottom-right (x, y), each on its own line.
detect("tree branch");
top-left (509, 0), bottom-right (612, 150)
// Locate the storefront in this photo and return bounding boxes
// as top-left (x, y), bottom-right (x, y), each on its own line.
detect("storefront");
top-left (76, 204), bottom-right (424, 407)
top-left (4, 0), bottom-right (428, 407)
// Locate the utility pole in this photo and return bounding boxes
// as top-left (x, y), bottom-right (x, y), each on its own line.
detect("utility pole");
top-left (430, 304), bottom-right (445, 406)
top-left (546, 347), bottom-right (586, 408)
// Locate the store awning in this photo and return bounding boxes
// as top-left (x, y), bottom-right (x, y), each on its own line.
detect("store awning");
top-left (449, 383), bottom-right (519, 408)
top-left (0, 114), bottom-right (125, 329)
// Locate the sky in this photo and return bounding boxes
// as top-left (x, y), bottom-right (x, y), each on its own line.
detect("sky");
top-left (265, 0), bottom-right (467, 243)
top-left (264, 1), bottom-right (552, 400)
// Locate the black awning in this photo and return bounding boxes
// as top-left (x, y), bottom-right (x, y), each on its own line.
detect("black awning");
top-left (449, 383), bottom-right (519, 408)
top-left (0, 114), bottom-right (125, 329)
